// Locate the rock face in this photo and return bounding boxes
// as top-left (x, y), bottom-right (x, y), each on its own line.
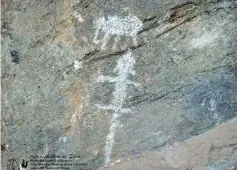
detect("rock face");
top-left (1, 0), bottom-right (237, 169)
top-left (106, 118), bottom-right (237, 170)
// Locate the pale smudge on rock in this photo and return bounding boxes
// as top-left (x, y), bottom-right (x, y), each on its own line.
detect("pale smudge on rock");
top-left (209, 98), bottom-right (220, 124)
top-left (202, 97), bottom-right (220, 124)
top-left (82, 36), bottom-right (89, 43)
top-left (202, 97), bottom-right (207, 106)
top-left (214, 1), bottom-right (236, 8)
top-left (191, 30), bottom-right (221, 48)
top-left (73, 60), bottom-right (83, 70)
top-left (73, 10), bottom-right (85, 23)
top-left (209, 98), bottom-right (216, 112)
top-left (95, 50), bottom-right (139, 166)
top-left (61, 82), bottom-right (84, 136)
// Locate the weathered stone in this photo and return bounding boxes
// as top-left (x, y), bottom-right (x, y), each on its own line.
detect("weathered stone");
top-left (105, 118), bottom-right (237, 170)
top-left (1, 0), bottom-right (237, 169)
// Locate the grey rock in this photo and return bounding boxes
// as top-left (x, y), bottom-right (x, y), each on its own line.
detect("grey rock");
top-left (1, 0), bottom-right (237, 169)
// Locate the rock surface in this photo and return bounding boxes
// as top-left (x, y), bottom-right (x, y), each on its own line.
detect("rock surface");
top-left (1, 0), bottom-right (237, 169)
top-left (105, 118), bottom-right (237, 170)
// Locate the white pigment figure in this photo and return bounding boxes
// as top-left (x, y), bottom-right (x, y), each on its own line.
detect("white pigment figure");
top-left (95, 50), bottom-right (139, 166)
top-left (96, 50), bottom-right (139, 113)
top-left (93, 14), bottom-right (143, 50)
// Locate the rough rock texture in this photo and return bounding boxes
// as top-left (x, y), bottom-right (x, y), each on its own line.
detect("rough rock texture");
top-left (1, 0), bottom-right (237, 169)
top-left (105, 118), bottom-right (237, 170)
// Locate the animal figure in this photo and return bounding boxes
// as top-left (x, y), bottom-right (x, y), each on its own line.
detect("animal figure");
top-left (93, 14), bottom-right (143, 50)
